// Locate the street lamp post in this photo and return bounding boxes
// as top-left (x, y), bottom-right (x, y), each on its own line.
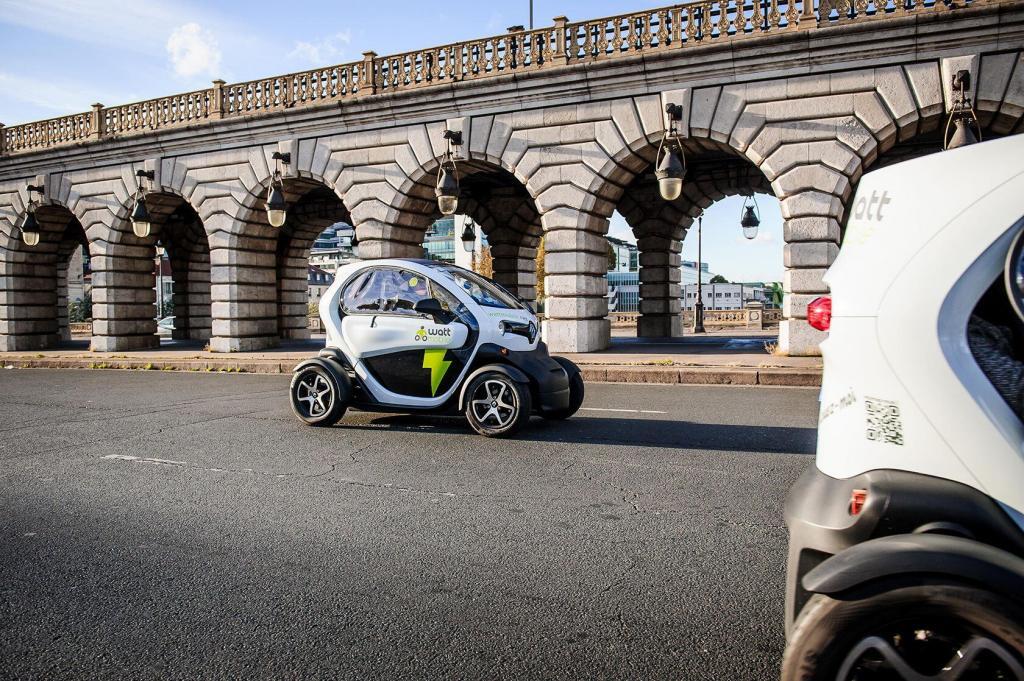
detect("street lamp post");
top-left (693, 214), bottom-right (705, 334)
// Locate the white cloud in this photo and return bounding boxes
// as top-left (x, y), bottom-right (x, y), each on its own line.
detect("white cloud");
top-left (287, 31), bottom-right (353, 66)
top-left (167, 23), bottom-right (222, 78)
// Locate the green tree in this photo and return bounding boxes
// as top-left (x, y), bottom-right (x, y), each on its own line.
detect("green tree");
top-left (710, 274), bottom-right (729, 284)
top-left (68, 295), bottom-right (93, 322)
top-left (767, 282), bottom-right (784, 308)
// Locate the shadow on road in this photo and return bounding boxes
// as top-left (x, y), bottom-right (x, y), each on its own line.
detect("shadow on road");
top-left (339, 414), bottom-right (817, 455)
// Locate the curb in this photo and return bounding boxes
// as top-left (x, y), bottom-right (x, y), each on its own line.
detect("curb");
top-left (2, 357), bottom-right (822, 387)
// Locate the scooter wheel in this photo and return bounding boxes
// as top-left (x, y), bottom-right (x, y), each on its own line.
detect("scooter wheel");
top-left (783, 583), bottom-right (1024, 680)
top-left (464, 371), bottom-right (531, 437)
top-left (290, 364), bottom-right (348, 427)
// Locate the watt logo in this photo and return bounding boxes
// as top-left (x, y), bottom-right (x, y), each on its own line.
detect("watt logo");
top-left (414, 326), bottom-right (452, 342)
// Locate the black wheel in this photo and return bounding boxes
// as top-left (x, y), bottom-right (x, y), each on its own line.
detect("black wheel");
top-left (464, 371), bottom-right (531, 437)
top-left (290, 364), bottom-right (348, 427)
top-left (544, 357), bottom-right (584, 420)
top-left (783, 583), bottom-right (1024, 681)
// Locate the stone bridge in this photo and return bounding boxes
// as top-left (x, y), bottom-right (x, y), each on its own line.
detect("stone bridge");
top-left (1, 0), bottom-right (1022, 355)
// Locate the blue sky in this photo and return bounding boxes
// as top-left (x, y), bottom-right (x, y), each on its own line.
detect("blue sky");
top-left (0, 0), bottom-right (783, 282)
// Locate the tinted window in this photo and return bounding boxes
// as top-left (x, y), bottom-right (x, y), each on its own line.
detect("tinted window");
top-left (442, 267), bottom-right (521, 309)
top-left (341, 269), bottom-right (385, 313)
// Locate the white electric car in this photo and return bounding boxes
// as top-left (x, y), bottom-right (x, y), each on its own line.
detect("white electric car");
top-left (783, 134), bottom-right (1024, 679)
top-left (289, 260), bottom-right (584, 436)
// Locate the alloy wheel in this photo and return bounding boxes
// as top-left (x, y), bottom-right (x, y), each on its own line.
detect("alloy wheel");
top-left (470, 379), bottom-right (518, 428)
top-left (295, 371), bottom-right (334, 418)
top-left (837, 624), bottom-right (1024, 680)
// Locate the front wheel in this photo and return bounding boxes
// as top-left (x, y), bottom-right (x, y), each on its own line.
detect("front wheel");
top-left (290, 364), bottom-right (349, 427)
top-left (783, 583), bottom-right (1024, 680)
top-left (464, 372), bottom-right (531, 437)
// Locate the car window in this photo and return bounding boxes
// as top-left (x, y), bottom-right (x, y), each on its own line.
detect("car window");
top-left (341, 269), bottom-right (385, 313)
top-left (379, 269), bottom-right (433, 315)
top-left (443, 268), bottom-right (520, 309)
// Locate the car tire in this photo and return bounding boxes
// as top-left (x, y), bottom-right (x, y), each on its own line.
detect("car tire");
top-left (290, 363), bottom-right (349, 427)
top-left (464, 371), bottom-right (532, 437)
top-left (543, 357), bottom-right (584, 420)
top-left (782, 583), bottom-right (1024, 681)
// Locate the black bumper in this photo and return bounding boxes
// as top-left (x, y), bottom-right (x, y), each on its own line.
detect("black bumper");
top-left (784, 466), bottom-right (1024, 638)
top-left (476, 342), bottom-right (571, 413)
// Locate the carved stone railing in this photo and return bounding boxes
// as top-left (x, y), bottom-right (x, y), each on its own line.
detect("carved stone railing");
top-left (0, 0), bottom-right (998, 157)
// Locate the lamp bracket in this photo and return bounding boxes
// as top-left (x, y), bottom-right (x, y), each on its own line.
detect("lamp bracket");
top-left (952, 70), bottom-right (971, 93)
top-left (442, 130), bottom-right (463, 146)
top-left (664, 103), bottom-right (683, 121)
top-left (135, 170), bottom-right (155, 181)
top-left (271, 151), bottom-right (292, 164)
top-left (26, 184), bottom-right (45, 195)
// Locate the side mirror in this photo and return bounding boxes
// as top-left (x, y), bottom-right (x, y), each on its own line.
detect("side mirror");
top-left (414, 297), bottom-right (448, 322)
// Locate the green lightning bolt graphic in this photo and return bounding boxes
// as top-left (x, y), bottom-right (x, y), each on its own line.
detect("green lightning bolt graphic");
top-left (422, 348), bottom-right (453, 396)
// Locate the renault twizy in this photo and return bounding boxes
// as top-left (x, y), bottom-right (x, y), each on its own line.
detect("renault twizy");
top-left (783, 134), bottom-right (1024, 679)
top-left (289, 260), bottom-right (584, 436)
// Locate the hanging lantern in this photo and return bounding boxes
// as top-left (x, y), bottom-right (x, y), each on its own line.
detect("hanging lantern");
top-left (436, 165), bottom-right (459, 216)
top-left (947, 115), bottom-right (979, 150)
top-left (266, 151), bottom-right (291, 228)
top-left (656, 103), bottom-right (686, 202)
top-left (266, 183), bottom-right (287, 227)
top-left (131, 197), bottom-right (152, 238)
top-left (435, 129), bottom-right (463, 216)
top-left (131, 169), bottom-right (155, 238)
top-left (740, 195), bottom-right (760, 240)
top-left (655, 148), bottom-right (685, 201)
top-left (944, 70), bottom-right (982, 151)
top-left (21, 209), bottom-right (40, 247)
top-left (460, 221), bottom-right (476, 253)
top-left (20, 184), bottom-right (44, 247)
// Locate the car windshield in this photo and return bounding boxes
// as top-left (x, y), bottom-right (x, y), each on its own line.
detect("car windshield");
top-left (435, 265), bottom-right (522, 310)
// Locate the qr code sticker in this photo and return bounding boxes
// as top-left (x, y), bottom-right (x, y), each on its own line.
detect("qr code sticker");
top-left (865, 397), bottom-right (903, 446)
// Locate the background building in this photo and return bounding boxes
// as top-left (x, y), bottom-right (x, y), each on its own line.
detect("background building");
top-left (308, 265), bottom-right (334, 305)
top-left (683, 282), bottom-right (767, 310)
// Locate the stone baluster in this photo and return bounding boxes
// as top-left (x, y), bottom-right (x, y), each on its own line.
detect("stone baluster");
top-left (0, 122), bottom-right (5, 156)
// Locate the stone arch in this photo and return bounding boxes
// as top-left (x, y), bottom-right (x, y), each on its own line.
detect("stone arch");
top-left (388, 151), bottom-right (544, 301)
top-left (616, 146), bottom-right (773, 338)
top-left (138, 190), bottom-right (213, 341)
top-left (0, 190), bottom-right (89, 351)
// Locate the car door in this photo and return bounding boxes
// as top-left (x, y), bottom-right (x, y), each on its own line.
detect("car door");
top-left (340, 267), bottom-right (471, 401)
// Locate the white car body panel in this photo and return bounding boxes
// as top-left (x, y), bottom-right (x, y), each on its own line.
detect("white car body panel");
top-left (818, 134), bottom-right (1024, 515)
top-left (319, 259), bottom-right (539, 409)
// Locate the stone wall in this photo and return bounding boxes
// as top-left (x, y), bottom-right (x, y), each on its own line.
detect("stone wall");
top-left (1, 4), bottom-right (1022, 355)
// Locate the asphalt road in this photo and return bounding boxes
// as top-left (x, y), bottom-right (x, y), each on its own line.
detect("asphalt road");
top-left (0, 369), bottom-right (818, 680)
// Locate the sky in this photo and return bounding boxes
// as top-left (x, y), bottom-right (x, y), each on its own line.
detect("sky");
top-left (0, 0), bottom-right (784, 283)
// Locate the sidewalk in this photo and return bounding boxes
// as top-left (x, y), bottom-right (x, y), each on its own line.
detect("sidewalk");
top-left (0, 334), bottom-right (822, 387)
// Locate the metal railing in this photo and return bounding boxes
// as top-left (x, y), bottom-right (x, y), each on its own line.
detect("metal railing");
top-left (0, 0), bottom-right (994, 156)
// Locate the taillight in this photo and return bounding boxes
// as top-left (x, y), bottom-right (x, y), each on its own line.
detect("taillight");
top-left (807, 296), bottom-right (832, 331)
top-left (849, 489), bottom-right (868, 516)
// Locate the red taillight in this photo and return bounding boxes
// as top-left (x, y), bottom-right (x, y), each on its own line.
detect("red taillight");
top-left (807, 296), bottom-right (832, 331)
top-left (849, 489), bottom-right (868, 516)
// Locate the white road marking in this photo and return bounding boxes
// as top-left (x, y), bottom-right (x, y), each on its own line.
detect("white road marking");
top-left (580, 407), bottom-right (667, 414)
top-left (101, 454), bottom-right (187, 466)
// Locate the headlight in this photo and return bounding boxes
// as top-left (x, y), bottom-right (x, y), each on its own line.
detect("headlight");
top-left (500, 320), bottom-right (537, 342)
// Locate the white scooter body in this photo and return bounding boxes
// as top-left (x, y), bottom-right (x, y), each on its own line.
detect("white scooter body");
top-left (818, 133), bottom-right (1024, 521)
top-left (318, 259), bottom-right (540, 410)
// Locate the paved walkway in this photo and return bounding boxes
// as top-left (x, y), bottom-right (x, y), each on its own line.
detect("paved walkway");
top-left (0, 335), bottom-right (821, 386)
